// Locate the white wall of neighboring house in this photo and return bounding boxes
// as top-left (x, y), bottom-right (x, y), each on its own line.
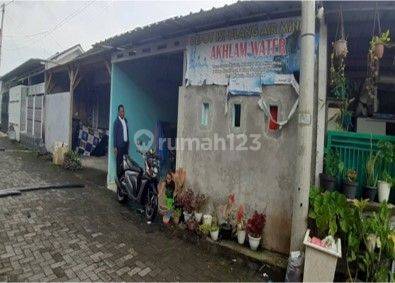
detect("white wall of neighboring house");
top-left (44, 92), bottom-right (71, 152)
top-left (8, 85), bottom-right (28, 141)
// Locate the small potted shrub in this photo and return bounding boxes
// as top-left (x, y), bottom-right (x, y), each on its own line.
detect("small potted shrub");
top-left (198, 223), bottom-right (211, 237)
top-left (342, 169), bottom-right (358, 199)
top-left (210, 218), bottom-right (219, 241)
top-left (218, 194), bottom-right (237, 240)
top-left (246, 211), bottom-right (266, 251)
top-left (63, 150), bottom-right (82, 171)
top-left (178, 188), bottom-right (194, 222)
top-left (377, 141), bottom-right (394, 203)
top-left (320, 149), bottom-right (344, 191)
top-left (370, 30), bottom-right (390, 59)
top-left (193, 193), bottom-right (207, 223)
top-left (203, 214), bottom-right (212, 226)
top-left (172, 208), bottom-right (181, 225)
top-left (236, 205), bottom-right (246, 245)
top-left (364, 150), bottom-right (379, 201)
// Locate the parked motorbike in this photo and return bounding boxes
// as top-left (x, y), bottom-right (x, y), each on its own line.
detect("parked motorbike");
top-left (115, 148), bottom-right (160, 221)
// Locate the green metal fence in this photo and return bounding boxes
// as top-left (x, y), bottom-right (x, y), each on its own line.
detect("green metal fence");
top-left (326, 131), bottom-right (395, 200)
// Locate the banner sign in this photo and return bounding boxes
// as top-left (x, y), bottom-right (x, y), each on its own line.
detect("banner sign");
top-left (185, 17), bottom-right (301, 95)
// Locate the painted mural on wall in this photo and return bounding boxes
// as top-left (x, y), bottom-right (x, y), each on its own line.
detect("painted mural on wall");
top-left (185, 17), bottom-right (301, 95)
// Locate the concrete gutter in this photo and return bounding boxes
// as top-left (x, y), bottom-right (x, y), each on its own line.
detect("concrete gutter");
top-left (0, 183), bottom-right (85, 198)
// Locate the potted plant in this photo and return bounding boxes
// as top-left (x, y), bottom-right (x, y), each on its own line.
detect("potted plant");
top-left (320, 149), bottom-right (344, 191)
top-left (236, 205), bottom-right (246, 245)
top-left (198, 223), bottom-right (211, 237)
top-left (210, 218), bottom-right (219, 241)
top-left (377, 141), bottom-right (394, 203)
top-left (333, 39), bottom-right (348, 59)
top-left (218, 194), bottom-right (237, 240)
top-left (193, 193), bottom-right (207, 223)
top-left (178, 188), bottom-right (194, 222)
top-left (364, 149), bottom-right (379, 201)
top-left (342, 168), bottom-right (358, 199)
top-left (246, 211), bottom-right (266, 251)
top-left (172, 208), bottom-right (181, 225)
top-left (370, 30), bottom-right (390, 59)
top-left (186, 219), bottom-right (198, 232)
top-left (305, 188), bottom-right (344, 282)
top-left (203, 214), bottom-right (212, 226)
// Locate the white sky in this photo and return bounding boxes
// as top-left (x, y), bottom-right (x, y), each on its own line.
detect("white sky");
top-left (0, 0), bottom-right (236, 75)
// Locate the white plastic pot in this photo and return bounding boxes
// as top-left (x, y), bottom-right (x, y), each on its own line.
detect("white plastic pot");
top-left (248, 235), bottom-right (261, 251)
top-left (194, 212), bottom-right (203, 222)
top-left (203, 214), bottom-right (212, 226)
top-left (210, 230), bottom-right (219, 241)
top-left (237, 230), bottom-right (246, 245)
top-left (183, 211), bottom-right (192, 222)
top-left (303, 229), bottom-right (342, 282)
top-left (378, 181), bottom-right (391, 203)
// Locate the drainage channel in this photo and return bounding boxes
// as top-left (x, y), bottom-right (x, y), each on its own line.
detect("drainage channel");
top-left (0, 183), bottom-right (85, 198)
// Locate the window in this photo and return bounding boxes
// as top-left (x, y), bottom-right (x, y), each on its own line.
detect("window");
top-left (233, 104), bottom-right (241, 128)
top-left (268, 105), bottom-right (279, 131)
top-left (201, 102), bottom-right (209, 126)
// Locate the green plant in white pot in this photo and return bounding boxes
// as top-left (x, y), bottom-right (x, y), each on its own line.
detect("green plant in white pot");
top-left (377, 141), bottom-right (394, 203)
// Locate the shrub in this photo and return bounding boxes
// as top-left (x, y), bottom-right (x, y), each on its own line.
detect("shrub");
top-left (63, 150), bottom-right (82, 171)
top-left (246, 211), bottom-right (266, 238)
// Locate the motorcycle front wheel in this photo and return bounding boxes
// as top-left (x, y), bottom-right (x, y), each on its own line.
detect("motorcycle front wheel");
top-left (117, 181), bottom-right (127, 204)
top-left (144, 185), bottom-right (158, 221)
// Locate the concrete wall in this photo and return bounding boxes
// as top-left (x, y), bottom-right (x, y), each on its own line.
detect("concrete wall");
top-left (44, 92), bottom-right (71, 153)
top-left (8, 85), bottom-right (28, 141)
top-left (107, 63), bottom-right (178, 188)
top-left (177, 85), bottom-right (298, 254)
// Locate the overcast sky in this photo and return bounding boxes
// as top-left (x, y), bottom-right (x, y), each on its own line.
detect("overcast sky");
top-left (0, 0), bottom-right (235, 75)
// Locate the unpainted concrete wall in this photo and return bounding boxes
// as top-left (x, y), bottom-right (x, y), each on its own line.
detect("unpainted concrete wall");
top-left (177, 85), bottom-right (298, 254)
top-left (44, 92), bottom-right (71, 152)
top-left (8, 85), bottom-right (28, 141)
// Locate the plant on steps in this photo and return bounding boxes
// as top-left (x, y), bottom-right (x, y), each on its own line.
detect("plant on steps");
top-left (321, 148), bottom-right (344, 191)
top-left (246, 211), bottom-right (266, 251)
top-left (343, 169), bottom-right (358, 199)
top-left (63, 150), bottom-right (82, 171)
top-left (377, 141), bottom-right (394, 203)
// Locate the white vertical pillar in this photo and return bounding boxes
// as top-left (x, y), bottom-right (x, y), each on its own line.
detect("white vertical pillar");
top-left (290, 0), bottom-right (316, 251)
top-left (315, 10), bottom-right (328, 185)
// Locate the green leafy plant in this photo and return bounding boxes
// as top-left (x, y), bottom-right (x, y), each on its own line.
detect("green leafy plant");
top-left (324, 148), bottom-right (345, 178)
top-left (346, 169), bottom-right (358, 184)
top-left (210, 217), bottom-right (219, 232)
top-left (377, 141), bottom-right (394, 184)
top-left (63, 150), bottom-right (82, 171)
top-left (366, 150), bottom-right (379, 188)
top-left (308, 187), bottom-right (350, 238)
top-left (198, 223), bottom-right (211, 236)
top-left (370, 30), bottom-right (391, 49)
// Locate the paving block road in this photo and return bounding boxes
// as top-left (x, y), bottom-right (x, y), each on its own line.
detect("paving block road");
top-left (0, 138), bottom-right (263, 282)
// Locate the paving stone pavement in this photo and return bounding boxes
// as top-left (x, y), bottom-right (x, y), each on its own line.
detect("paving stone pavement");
top-left (0, 138), bottom-right (263, 282)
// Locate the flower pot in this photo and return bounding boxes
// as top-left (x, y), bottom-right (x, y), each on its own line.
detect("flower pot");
top-left (342, 181), bottom-right (357, 199)
top-left (303, 229), bottom-right (342, 282)
top-left (364, 185), bottom-right (377, 202)
top-left (248, 234), bottom-right (261, 251)
top-left (378, 181), bottom-right (391, 203)
top-left (333, 39), bottom-right (348, 58)
top-left (210, 230), bottom-right (219, 241)
top-left (203, 214), bottom-right (212, 226)
top-left (220, 223), bottom-right (232, 240)
top-left (237, 230), bottom-right (246, 245)
top-left (183, 211), bottom-right (192, 222)
top-left (374, 43), bottom-right (384, 59)
top-left (194, 212), bottom-right (203, 222)
top-left (162, 215), bottom-right (170, 225)
top-left (320, 173), bottom-right (336, 192)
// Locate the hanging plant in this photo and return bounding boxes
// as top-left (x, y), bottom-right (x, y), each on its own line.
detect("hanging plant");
top-left (370, 30), bottom-right (390, 59)
top-left (333, 7), bottom-right (348, 59)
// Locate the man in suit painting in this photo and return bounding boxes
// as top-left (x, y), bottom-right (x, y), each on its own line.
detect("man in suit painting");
top-left (114, 104), bottom-right (129, 178)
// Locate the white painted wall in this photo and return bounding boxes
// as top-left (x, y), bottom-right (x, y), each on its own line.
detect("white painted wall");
top-left (8, 85), bottom-right (28, 141)
top-left (44, 92), bottom-right (71, 153)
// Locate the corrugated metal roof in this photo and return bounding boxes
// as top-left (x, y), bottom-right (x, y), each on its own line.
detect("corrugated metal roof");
top-left (0, 58), bottom-right (44, 82)
top-left (93, 1), bottom-right (301, 49)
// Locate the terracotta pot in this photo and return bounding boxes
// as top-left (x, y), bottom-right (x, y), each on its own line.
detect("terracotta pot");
top-left (333, 39), bottom-right (348, 58)
top-left (374, 43), bottom-right (384, 59)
